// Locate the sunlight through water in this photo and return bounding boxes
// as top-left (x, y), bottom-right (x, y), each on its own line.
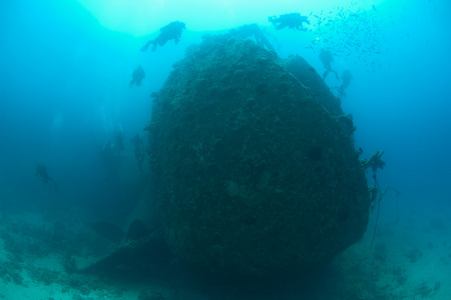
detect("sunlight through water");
top-left (76, 0), bottom-right (386, 36)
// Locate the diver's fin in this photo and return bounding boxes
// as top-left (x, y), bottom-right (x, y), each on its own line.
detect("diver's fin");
top-left (140, 40), bottom-right (152, 52)
top-left (151, 42), bottom-right (158, 52)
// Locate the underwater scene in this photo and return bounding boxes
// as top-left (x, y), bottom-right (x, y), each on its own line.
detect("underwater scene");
top-left (1, 0), bottom-right (450, 299)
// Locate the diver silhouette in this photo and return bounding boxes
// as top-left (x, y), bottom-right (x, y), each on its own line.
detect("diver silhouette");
top-left (141, 21), bottom-right (186, 52)
top-left (129, 65), bottom-right (146, 88)
top-left (36, 164), bottom-right (59, 192)
top-left (338, 69), bottom-right (353, 98)
top-left (268, 13), bottom-right (310, 31)
top-left (319, 49), bottom-right (339, 80)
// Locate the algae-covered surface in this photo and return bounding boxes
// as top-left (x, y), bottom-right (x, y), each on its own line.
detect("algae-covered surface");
top-left (147, 35), bottom-right (370, 278)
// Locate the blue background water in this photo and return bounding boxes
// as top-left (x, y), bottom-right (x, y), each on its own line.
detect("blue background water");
top-left (1, 0), bottom-right (450, 232)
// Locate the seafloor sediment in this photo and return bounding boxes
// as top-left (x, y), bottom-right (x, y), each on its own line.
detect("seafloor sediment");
top-left (0, 199), bottom-right (449, 299)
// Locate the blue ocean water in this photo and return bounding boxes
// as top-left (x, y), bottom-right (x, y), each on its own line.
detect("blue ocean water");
top-left (0, 0), bottom-right (450, 299)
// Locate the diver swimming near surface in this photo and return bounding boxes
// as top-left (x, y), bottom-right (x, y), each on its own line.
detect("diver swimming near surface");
top-left (140, 21), bottom-right (186, 52)
top-left (319, 49), bottom-right (339, 80)
top-left (268, 13), bottom-right (310, 31)
top-left (36, 164), bottom-right (59, 192)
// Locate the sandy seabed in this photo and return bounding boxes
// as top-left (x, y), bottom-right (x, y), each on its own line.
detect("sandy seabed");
top-left (0, 193), bottom-right (449, 300)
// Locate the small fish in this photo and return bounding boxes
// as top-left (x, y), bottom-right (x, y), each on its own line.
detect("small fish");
top-left (372, 4), bottom-right (378, 12)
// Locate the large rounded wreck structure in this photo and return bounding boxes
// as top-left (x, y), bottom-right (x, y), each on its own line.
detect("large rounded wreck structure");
top-left (146, 35), bottom-right (370, 278)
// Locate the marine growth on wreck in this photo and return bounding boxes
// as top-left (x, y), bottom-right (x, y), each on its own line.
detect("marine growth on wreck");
top-left (146, 33), bottom-right (370, 279)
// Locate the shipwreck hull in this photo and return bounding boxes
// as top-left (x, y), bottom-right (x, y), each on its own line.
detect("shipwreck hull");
top-left (147, 36), bottom-right (370, 278)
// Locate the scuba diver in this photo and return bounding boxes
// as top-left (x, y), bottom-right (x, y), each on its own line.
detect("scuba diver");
top-left (129, 65), bottom-right (146, 88)
top-left (268, 13), bottom-right (310, 31)
top-left (36, 164), bottom-right (59, 192)
top-left (140, 21), bottom-right (186, 52)
top-left (340, 70), bottom-right (353, 91)
top-left (131, 134), bottom-right (146, 172)
top-left (319, 49), bottom-right (339, 80)
top-left (338, 69), bottom-right (353, 97)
